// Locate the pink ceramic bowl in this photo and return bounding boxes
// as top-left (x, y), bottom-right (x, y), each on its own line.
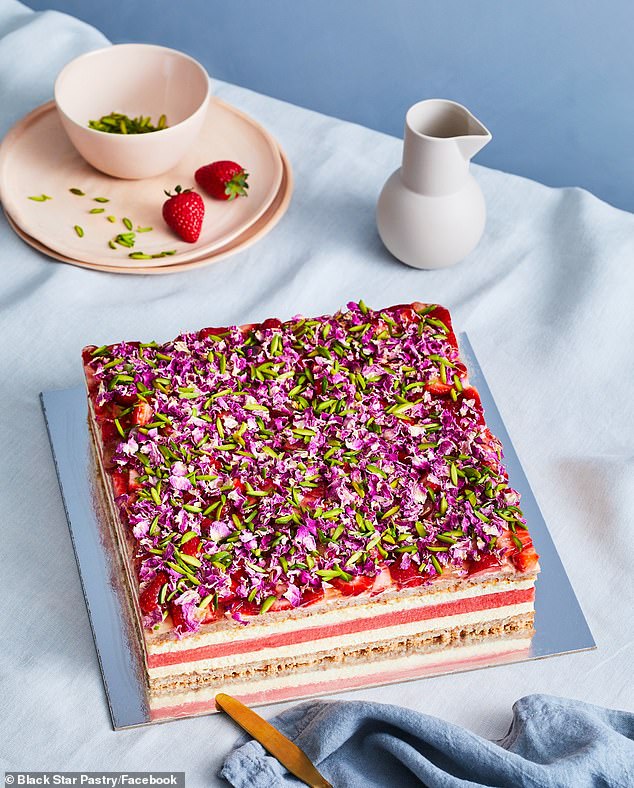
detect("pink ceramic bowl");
top-left (54, 44), bottom-right (210, 179)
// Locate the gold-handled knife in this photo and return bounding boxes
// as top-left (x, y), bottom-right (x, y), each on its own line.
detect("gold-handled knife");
top-left (215, 693), bottom-right (333, 788)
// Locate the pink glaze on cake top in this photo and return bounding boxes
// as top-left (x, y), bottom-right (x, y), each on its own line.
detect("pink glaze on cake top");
top-left (83, 301), bottom-right (537, 636)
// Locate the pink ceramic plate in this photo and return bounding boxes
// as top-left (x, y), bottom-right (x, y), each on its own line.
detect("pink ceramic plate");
top-left (0, 98), bottom-right (283, 265)
top-left (3, 150), bottom-right (292, 275)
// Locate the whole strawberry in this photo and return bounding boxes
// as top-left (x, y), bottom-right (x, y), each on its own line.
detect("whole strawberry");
top-left (162, 185), bottom-right (204, 243)
top-left (195, 160), bottom-right (249, 201)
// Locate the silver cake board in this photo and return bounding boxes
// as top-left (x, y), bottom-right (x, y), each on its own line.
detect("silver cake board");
top-left (40, 333), bottom-right (595, 730)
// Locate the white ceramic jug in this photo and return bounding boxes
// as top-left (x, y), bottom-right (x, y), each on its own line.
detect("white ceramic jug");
top-left (377, 99), bottom-right (491, 269)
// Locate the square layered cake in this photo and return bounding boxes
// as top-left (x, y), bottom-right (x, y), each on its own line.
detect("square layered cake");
top-left (82, 301), bottom-right (539, 719)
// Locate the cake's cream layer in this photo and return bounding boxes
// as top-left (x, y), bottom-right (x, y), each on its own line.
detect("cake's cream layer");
top-left (149, 634), bottom-right (532, 719)
top-left (149, 611), bottom-right (535, 692)
top-left (148, 583), bottom-right (535, 666)
top-left (147, 576), bottom-right (535, 660)
top-left (148, 600), bottom-right (534, 678)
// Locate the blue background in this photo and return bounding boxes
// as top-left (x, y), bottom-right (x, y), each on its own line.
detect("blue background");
top-left (25, 0), bottom-right (634, 213)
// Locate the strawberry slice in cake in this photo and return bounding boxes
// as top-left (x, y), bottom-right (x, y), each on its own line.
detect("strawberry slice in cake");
top-left (82, 301), bottom-right (539, 719)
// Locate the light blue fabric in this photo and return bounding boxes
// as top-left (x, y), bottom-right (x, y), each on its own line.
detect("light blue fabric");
top-left (0, 0), bottom-right (108, 138)
top-left (222, 695), bottom-right (634, 787)
top-left (1, 3), bottom-right (633, 787)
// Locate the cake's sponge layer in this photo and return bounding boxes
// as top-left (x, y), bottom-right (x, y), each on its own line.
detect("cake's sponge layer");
top-left (150, 612), bottom-right (534, 692)
top-left (149, 622), bottom-right (534, 720)
top-left (148, 585), bottom-right (535, 677)
top-left (147, 576), bottom-right (535, 658)
top-left (149, 600), bottom-right (534, 678)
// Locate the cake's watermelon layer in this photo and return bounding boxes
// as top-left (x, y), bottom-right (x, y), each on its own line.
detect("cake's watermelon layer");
top-left (148, 586), bottom-right (534, 668)
top-left (149, 636), bottom-right (531, 721)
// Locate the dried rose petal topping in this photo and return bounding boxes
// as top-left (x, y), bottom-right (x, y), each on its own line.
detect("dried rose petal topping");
top-left (84, 301), bottom-right (535, 636)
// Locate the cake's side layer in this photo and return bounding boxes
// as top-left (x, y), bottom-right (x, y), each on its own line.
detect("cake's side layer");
top-left (148, 584), bottom-right (535, 673)
top-left (149, 600), bottom-right (534, 680)
top-left (88, 432), bottom-right (150, 671)
top-left (149, 625), bottom-right (533, 720)
top-left (146, 575), bottom-right (536, 656)
top-left (88, 406), bottom-right (150, 667)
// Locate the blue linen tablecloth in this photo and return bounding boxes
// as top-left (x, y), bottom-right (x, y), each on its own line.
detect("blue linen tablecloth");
top-left (222, 695), bottom-right (634, 787)
top-left (0, 2), bottom-right (632, 786)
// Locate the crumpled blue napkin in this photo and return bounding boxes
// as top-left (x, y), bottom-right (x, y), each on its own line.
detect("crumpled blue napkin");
top-left (220, 694), bottom-right (634, 787)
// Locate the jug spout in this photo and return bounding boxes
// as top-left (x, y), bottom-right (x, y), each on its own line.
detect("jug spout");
top-left (456, 118), bottom-right (491, 161)
top-left (400, 99), bottom-right (491, 196)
